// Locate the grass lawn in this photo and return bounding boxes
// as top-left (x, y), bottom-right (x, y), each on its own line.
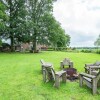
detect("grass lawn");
top-left (0, 51), bottom-right (100, 100)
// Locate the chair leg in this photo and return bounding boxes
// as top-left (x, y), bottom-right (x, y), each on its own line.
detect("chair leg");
top-left (55, 74), bottom-right (60, 88)
top-left (92, 79), bottom-right (97, 95)
top-left (43, 69), bottom-right (46, 82)
top-left (79, 74), bottom-right (83, 87)
top-left (62, 73), bottom-right (66, 83)
top-left (97, 79), bottom-right (100, 87)
top-left (47, 73), bottom-right (52, 82)
top-left (42, 65), bottom-right (45, 74)
top-left (70, 62), bottom-right (73, 68)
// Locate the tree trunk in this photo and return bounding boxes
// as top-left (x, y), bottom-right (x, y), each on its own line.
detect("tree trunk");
top-left (9, 0), bottom-right (14, 52)
top-left (10, 35), bottom-right (14, 52)
top-left (33, 28), bottom-right (37, 53)
top-left (33, 39), bottom-right (37, 53)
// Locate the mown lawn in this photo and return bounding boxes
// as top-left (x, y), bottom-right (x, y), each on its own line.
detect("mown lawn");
top-left (0, 51), bottom-right (100, 100)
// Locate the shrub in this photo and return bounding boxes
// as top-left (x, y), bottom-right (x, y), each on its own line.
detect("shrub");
top-left (47, 47), bottom-right (54, 51)
top-left (81, 49), bottom-right (92, 53)
top-left (96, 50), bottom-right (100, 54)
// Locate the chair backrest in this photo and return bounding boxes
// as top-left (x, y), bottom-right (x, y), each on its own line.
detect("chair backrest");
top-left (94, 61), bottom-right (100, 66)
top-left (95, 69), bottom-right (100, 81)
top-left (63, 58), bottom-right (70, 65)
top-left (45, 67), bottom-right (55, 80)
top-left (90, 67), bottom-right (100, 83)
top-left (40, 59), bottom-right (45, 65)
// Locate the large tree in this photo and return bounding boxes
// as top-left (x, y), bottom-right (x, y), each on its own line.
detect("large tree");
top-left (27, 0), bottom-right (56, 52)
top-left (1, 0), bottom-right (28, 51)
top-left (0, 0), bottom-right (70, 52)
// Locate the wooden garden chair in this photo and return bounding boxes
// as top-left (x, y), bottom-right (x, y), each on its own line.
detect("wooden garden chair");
top-left (60, 58), bottom-right (73, 69)
top-left (40, 59), bottom-right (53, 73)
top-left (84, 61), bottom-right (100, 75)
top-left (79, 66), bottom-right (100, 95)
top-left (43, 66), bottom-right (66, 88)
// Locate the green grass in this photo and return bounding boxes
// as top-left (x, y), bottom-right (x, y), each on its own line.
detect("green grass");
top-left (0, 51), bottom-right (100, 100)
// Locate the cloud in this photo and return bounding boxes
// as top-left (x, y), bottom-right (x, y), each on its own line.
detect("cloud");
top-left (53, 0), bottom-right (100, 47)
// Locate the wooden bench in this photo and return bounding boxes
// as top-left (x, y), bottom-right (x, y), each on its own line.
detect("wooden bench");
top-left (79, 66), bottom-right (100, 95)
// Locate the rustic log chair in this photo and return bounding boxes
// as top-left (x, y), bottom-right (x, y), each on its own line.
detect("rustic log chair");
top-left (60, 58), bottom-right (73, 69)
top-left (79, 66), bottom-right (100, 95)
top-left (43, 66), bottom-right (66, 88)
top-left (40, 59), bottom-right (53, 73)
top-left (84, 61), bottom-right (100, 75)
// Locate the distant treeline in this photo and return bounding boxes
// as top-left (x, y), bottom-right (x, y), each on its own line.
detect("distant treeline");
top-left (75, 47), bottom-right (100, 49)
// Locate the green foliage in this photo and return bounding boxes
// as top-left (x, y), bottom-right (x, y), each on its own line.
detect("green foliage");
top-left (27, 0), bottom-right (57, 51)
top-left (0, 0), bottom-right (70, 52)
top-left (81, 49), bottom-right (92, 53)
top-left (47, 47), bottom-right (54, 51)
top-left (0, 52), bottom-right (100, 99)
top-left (42, 14), bottom-right (70, 48)
top-left (0, 2), bottom-right (8, 35)
top-left (1, 0), bottom-right (29, 51)
top-left (95, 50), bottom-right (100, 54)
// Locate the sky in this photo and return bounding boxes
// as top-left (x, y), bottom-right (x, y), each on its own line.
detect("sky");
top-left (53, 0), bottom-right (100, 47)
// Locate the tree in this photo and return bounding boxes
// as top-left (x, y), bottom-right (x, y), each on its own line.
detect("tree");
top-left (0, 0), bottom-right (70, 53)
top-left (1, 0), bottom-right (28, 52)
top-left (41, 13), bottom-right (70, 48)
top-left (94, 34), bottom-right (100, 47)
top-left (27, 0), bottom-right (56, 52)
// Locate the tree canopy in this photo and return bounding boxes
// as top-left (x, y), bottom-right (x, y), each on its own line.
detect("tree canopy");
top-left (0, 0), bottom-right (70, 52)
top-left (0, 2), bottom-right (8, 35)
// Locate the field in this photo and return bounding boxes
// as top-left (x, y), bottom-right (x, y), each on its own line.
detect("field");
top-left (0, 51), bottom-right (100, 100)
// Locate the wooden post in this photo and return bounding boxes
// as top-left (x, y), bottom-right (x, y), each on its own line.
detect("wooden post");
top-left (47, 72), bottom-right (52, 82)
top-left (43, 69), bottom-right (46, 82)
top-left (62, 72), bottom-right (66, 83)
top-left (89, 67), bottom-right (92, 75)
top-left (79, 74), bottom-right (83, 87)
top-left (97, 79), bottom-right (100, 87)
top-left (41, 65), bottom-right (44, 73)
top-left (70, 62), bottom-right (73, 68)
top-left (92, 79), bottom-right (97, 95)
top-left (55, 74), bottom-right (60, 88)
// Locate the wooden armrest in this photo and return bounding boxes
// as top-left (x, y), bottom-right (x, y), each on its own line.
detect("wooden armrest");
top-left (55, 70), bottom-right (66, 76)
top-left (89, 66), bottom-right (100, 69)
top-left (85, 64), bottom-right (94, 67)
top-left (84, 66), bottom-right (89, 69)
top-left (42, 63), bottom-right (53, 67)
top-left (80, 72), bottom-right (96, 79)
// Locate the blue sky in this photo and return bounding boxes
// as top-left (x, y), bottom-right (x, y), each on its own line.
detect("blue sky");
top-left (53, 0), bottom-right (100, 47)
